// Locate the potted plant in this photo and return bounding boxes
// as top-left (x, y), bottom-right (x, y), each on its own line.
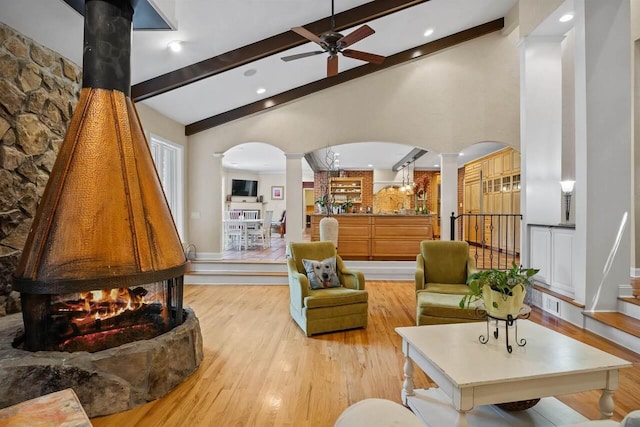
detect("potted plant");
top-left (315, 195), bottom-right (328, 214)
top-left (342, 199), bottom-right (354, 213)
top-left (459, 262), bottom-right (539, 319)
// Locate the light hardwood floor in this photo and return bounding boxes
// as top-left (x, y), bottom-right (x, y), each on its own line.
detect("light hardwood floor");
top-left (91, 282), bottom-right (640, 427)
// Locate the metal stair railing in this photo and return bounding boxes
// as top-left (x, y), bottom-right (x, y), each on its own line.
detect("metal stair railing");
top-left (450, 212), bottom-right (523, 270)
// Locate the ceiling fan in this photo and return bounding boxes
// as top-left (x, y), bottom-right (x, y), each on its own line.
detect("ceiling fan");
top-left (281, 0), bottom-right (385, 77)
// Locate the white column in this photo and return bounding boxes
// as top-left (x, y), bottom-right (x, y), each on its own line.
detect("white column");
top-left (519, 35), bottom-right (563, 272)
top-left (440, 153), bottom-right (459, 241)
top-left (285, 153), bottom-right (304, 243)
top-left (210, 153), bottom-right (225, 259)
top-left (520, 36), bottom-right (564, 227)
top-left (574, 0), bottom-right (631, 309)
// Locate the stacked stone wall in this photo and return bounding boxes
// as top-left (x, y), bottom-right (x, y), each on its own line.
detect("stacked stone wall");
top-left (0, 23), bottom-right (81, 316)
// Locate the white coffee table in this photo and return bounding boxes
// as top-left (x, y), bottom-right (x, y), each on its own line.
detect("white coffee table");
top-left (396, 320), bottom-right (632, 427)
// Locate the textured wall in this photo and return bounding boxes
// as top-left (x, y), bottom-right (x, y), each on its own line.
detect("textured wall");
top-left (0, 23), bottom-right (81, 315)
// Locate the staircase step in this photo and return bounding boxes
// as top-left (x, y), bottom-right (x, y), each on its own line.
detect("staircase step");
top-left (583, 311), bottom-right (640, 339)
top-left (583, 311), bottom-right (640, 354)
top-left (618, 297), bottom-right (640, 321)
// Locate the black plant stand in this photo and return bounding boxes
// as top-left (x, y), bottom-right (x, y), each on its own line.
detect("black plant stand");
top-left (479, 305), bottom-right (531, 353)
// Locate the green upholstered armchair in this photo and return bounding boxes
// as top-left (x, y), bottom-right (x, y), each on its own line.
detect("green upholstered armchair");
top-left (287, 241), bottom-right (368, 336)
top-left (415, 240), bottom-right (485, 326)
top-left (416, 240), bottom-right (478, 294)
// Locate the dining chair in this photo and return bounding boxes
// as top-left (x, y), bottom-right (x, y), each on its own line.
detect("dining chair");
top-left (224, 210), bottom-right (245, 249)
top-left (261, 210), bottom-right (274, 248)
top-left (225, 210), bottom-right (242, 220)
top-left (246, 211), bottom-right (269, 249)
top-left (243, 210), bottom-right (260, 220)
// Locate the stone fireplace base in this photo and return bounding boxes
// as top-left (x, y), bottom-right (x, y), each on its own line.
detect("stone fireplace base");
top-left (0, 308), bottom-right (203, 418)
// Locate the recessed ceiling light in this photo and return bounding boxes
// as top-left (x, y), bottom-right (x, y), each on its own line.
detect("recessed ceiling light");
top-left (243, 68), bottom-right (257, 77)
top-left (559, 13), bottom-right (574, 23)
top-left (459, 152), bottom-right (464, 156)
top-left (367, 164), bottom-right (373, 168)
top-left (423, 28), bottom-right (434, 37)
top-left (256, 87), bottom-right (266, 94)
top-left (167, 40), bottom-right (182, 52)
top-left (434, 164), bottom-right (439, 168)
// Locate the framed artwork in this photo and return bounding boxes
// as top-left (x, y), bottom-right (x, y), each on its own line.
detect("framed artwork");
top-left (271, 186), bottom-right (284, 200)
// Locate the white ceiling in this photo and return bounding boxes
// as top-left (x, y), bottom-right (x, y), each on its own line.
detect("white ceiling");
top-left (0, 0), bottom-right (536, 173)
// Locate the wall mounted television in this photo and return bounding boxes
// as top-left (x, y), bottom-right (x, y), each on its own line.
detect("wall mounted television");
top-left (231, 179), bottom-right (258, 197)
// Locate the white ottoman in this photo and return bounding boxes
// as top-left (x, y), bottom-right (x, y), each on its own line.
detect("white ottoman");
top-left (334, 398), bottom-right (424, 427)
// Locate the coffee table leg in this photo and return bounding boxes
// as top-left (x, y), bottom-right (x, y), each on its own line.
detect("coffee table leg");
top-left (455, 410), bottom-right (469, 427)
top-left (401, 355), bottom-right (415, 405)
top-left (599, 389), bottom-right (614, 419)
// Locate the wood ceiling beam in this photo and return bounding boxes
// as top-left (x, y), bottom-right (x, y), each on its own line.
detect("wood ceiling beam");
top-left (131, 0), bottom-right (431, 102)
top-left (185, 18), bottom-right (504, 136)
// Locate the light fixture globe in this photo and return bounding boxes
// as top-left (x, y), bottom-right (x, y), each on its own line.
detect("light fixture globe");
top-left (560, 180), bottom-right (575, 193)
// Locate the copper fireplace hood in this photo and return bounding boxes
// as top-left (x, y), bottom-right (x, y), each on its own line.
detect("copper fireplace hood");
top-left (13, 0), bottom-right (187, 350)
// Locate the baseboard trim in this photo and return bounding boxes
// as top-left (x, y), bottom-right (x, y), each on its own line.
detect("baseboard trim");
top-left (195, 252), bottom-right (223, 260)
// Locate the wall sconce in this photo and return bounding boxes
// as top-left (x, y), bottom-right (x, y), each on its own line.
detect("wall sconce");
top-left (560, 180), bottom-right (575, 222)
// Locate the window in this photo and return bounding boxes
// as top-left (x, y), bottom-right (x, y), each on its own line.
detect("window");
top-left (150, 135), bottom-right (184, 241)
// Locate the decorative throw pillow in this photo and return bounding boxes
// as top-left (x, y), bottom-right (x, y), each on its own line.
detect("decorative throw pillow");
top-left (302, 257), bottom-right (341, 290)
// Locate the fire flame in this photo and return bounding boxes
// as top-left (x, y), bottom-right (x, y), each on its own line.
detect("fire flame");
top-left (73, 287), bottom-right (147, 322)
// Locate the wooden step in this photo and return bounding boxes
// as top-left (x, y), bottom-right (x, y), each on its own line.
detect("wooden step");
top-left (619, 297), bottom-right (640, 307)
top-left (583, 311), bottom-right (640, 339)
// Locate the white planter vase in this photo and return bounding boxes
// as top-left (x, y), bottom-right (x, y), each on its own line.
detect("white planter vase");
top-left (481, 284), bottom-right (526, 319)
top-left (319, 216), bottom-right (339, 248)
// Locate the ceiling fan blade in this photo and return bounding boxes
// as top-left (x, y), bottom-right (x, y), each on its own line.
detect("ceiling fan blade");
top-left (281, 51), bottom-right (325, 62)
top-left (337, 24), bottom-right (375, 48)
top-left (342, 49), bottom-right (385, 65)
top-left (327, 55), bottom-right (338, 77)
top-left (292, 26), bottom-right (325, 46)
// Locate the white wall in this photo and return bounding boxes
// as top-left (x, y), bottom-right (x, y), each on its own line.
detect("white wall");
top-left (257, 173), bottom-right (287, 217)
top-left (223, 171), bottom-right (286, 213)
top-left (136, 102), bottom-right (189, 243)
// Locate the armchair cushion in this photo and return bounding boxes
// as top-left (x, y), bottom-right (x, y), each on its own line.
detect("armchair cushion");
top-left (303, 257), bottom-right (341, 289)
top-left (423, 283), bottom-right (472, 295)
top-left (417, 292), bottom-right (485, 325)
top-left (305, 287), bottom-right (368, 309)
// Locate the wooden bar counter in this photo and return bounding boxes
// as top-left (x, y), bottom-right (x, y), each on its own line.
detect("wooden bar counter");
top-left (310, 214), bottom-right (435, 260)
